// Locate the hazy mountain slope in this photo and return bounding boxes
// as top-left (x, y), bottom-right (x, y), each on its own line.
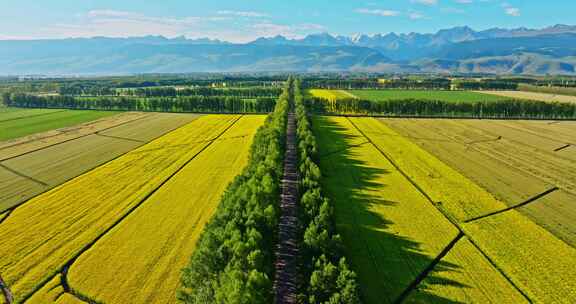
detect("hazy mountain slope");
top-left (0, 43), bottom-right (390, 74)
top-left (2, 25), bottom-right (576, 75)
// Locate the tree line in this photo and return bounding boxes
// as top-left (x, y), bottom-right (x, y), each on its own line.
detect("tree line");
top-left (118, 87), bottom-right (283, 98)
top-left (3, 93), bottom-right (277, 113)
top-left (294, 79), bottom-right (362, 303)
top-left (178, 79), bottom-right (291, 303)
top-left (303, 78), bottom-right (521, 91)
top-left (305, 96), bottom-right (576, 119)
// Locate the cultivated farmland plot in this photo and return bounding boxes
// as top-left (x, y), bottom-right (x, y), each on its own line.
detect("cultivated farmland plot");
top-left (347, 90), bottom-right (511, 103)
top-left (0, 112), bottom-right (200, 212)
top-left (314, 115), bottom-right (576, 303)
top-left (0, 115), bottom-right (242, 302)
top-left (382, 118), bottom-right (576, 247)
top-left (0, 109), bottom-right (116, 141)
top-left (29, 115), bottom-right (266, 304)
top-left (478, 90), bottom-right (576, 104)
top-left (312, 116), bottom-right (526, 304)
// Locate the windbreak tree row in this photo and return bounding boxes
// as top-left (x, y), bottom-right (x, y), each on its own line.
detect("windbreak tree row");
top-left (118, 86), bottom-right (283, 98)
top-left (294, 80), bottom-right (362, 304)
top-left (178, 80), bottom-right (291, 303)
top-left (306, 97), bottom-right (576, 119)
top-left (3, 93), bottom-right (276, 113)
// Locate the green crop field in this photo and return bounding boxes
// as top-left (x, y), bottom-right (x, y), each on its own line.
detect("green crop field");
top-left (0, 109), bottom-right (117, 141)
top-left (347, 90), bottom-right (511, 103)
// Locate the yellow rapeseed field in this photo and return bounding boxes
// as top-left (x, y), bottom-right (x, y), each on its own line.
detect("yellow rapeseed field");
top-left (405, 237), bottom-right (528, 303)
top-left (351, 117), bottom-right (576, 302)
top-left (309, 89), bottom-right (355, 101)
top-left (313, 116), bottom-right (524, 304)
top-left (463, 212), bottom-right (576, 303)
top-left (0, 115), bottom-right (240, 303)
top-left (348, 117), bottom-right (507, 221)
top-left (64, 115), bottom-right (265, 304)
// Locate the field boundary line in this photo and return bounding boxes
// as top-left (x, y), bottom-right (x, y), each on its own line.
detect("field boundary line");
top-left (464, 187), bottom-right (560, 223)
top-left (0, 163), bottom-right (48, 186)
top-left (345, 117), bottom-right (533, 303)
top-left (56, 115), bottom-right (244, 304)
top-left (554, 144), bottom-right (571, 152)
top-left (393, 233), bottom-right (464, 304)
top-left (94, 133), bottom-right (146, 143)
top-left (0, 274), bottom-right (14, 304)
top-left (0, 210), bottom-right (13, 225)
top-left (0, 112), bottom-right (153, 162)
top-left (0, 109), bottom-right (69, 124)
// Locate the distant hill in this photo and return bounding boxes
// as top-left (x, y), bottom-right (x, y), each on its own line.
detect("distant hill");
top-left (1, 25), bottom-right (576, 75)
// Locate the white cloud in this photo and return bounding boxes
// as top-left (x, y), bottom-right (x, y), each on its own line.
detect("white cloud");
top-left (408, 12), bottom-right (425, 19)
top-left (502, 3), bottom-right (520, 16)
top-left (411, 0), bottom-right (438, 5)
top-left (28, 9), bottom-right (326, 43)
top-left (454, 0), bottom-right (473, 3)
top-left (355, 8), bottom-right (400, 17)
top-left (216, 10), bottom-right (268, 18)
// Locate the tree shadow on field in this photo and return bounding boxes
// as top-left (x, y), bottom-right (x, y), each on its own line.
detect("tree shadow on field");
top-left (312, 116), bottom-right (468, 304)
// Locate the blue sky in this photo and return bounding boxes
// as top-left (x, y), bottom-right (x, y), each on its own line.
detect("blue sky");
top-left (0, 0), bottom-right (574, 42)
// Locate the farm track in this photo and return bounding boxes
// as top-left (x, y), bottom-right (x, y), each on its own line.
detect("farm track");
top-left (345, 117), bottom-right (532, 303)
top-left (464, 187), bottom-right (560, 223)
top-left (273, 108), bottom-right (299, 304)
top-left (19, 115), bottom-right (244, 304)
top-left (1, 274), bottom-right (14, 304)
top-left (0, 163), bottom-right (48, 187)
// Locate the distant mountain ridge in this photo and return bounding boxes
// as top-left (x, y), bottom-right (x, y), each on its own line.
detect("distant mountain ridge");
top-left (1, 24), bottom-right (576, 75)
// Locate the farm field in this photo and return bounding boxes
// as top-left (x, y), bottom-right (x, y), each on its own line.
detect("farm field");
top-left (0, 108), bottom-right (117, 141)
top-left (350, 117), bottom-right (576, 302)
top-left (478, 90), bottom-right (576, 103)
top-left (65, 115), bottom-right (264, 304)
top-left (405, 237), bottom-right (528, 303)
top-left (22, 115), bottom-right (266, 304)
top-left (323, 89), bottom-right (510, 103)
top-left (0, 115), bottom-right (240, 303)
top-left (0, 108), bottom-right (66, 122)
top-left (382, 118), bottom-right (576, 246)
top-left (308, 89), bottom-right (356, 101)
top-left (0, 111), bottom-right (148, 161)
top-left (0, 113), bottom-right (200, 213)
top-left (312, 116), bottom-right (524, 304)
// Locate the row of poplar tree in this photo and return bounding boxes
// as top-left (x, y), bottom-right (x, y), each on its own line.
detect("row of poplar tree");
top-left (2, 93), bottom-right (277, 113)
top-left (294, 79), bottom-right (361, 303)
top-left (178, 80), bottom-right (289, 303)
top-left (306, 97), bottom-right (576, 119)
top-left (178, 78), bottom-right (363, 303)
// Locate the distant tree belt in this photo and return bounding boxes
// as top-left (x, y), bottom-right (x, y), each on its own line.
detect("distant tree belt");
top-left (302, 79), bottom-right (452, 90)
top-left (455, 81), bottom-right (518, 90)
top-left (3, 93), bottom-right (277, 113)
top-left (519, 83), bottom-right (576, 97)
top-left (57, 80), bottom-right (285, 95)
top-left (119, 87), bottom-right (283, 98)
top-left (179, 79), bottom-right (291, 303)
top-left (294, 79), bottom-right (362, 303)
top-left (305, 97), bottom-right (576, 119)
